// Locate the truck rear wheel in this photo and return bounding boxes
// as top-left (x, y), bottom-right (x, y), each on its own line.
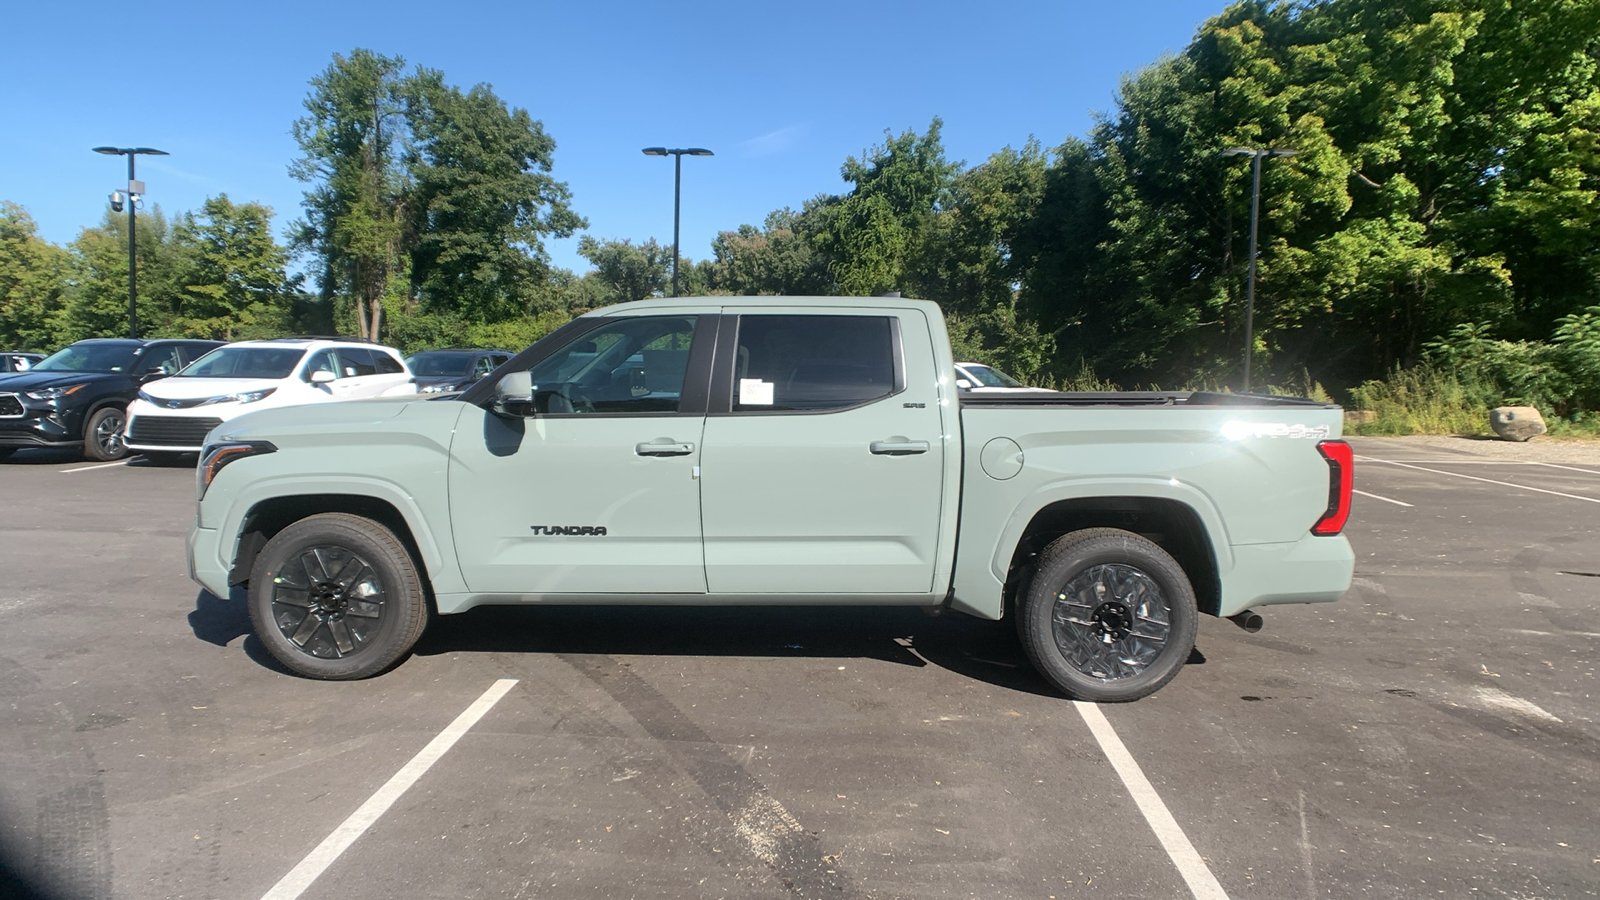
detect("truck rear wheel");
top-left (1018, 528), bottom-right (1198, 702)
top-left (247, 513), bottom-right (429, 679)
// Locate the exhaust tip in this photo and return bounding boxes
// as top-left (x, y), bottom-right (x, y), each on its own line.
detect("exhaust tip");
top-left (1228, 610), bottom-right (1264, 633)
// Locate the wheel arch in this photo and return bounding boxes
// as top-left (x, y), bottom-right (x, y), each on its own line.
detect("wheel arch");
top-left (1003, 496), bottom-right (1223, 618)
top-left (228, 494), bottom-right (430, 595)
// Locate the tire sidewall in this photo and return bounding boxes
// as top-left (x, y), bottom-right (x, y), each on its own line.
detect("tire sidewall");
top-left (1021, 532), bottom-right (1199, 703)
top-left (248, 514), bottom-right (425, 680)
top-left (83, 407), bottom-right (128, 461)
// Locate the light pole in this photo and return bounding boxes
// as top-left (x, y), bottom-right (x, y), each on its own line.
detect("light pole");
top-left (94, 146), bottom-right (169, 339)
top-left (1221, 146), bottom-right (1296, 392)
top-left (642, 147), bottom-right (713, 297)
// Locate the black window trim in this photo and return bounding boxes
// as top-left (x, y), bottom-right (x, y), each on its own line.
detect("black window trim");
top-left (708, 312), bottom-right (906, 416)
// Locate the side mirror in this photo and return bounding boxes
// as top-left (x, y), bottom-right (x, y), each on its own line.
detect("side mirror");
top-left (955, 378), bottom-right (973, 390)
top-left (310, 370), bottom-right (337, 385)
top-left (492, 371), bottom-right (535, 417)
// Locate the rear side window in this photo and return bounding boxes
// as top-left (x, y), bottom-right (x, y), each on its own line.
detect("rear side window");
top-left (374, 351), bottom-right (405, 375)
top-left (733, 315), bottom-right (896, 411)
top-left (335, 347), bottom-right (379, 377)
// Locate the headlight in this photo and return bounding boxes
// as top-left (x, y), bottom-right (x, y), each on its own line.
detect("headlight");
top-left (420, 383), bottom-right (461, 394)
top-left (136, 389), bottom-right (157, 404)
top-left (25, 384), bottom-right (87, 401)
top-left (199, 388), bottom-right (277, 406)
top-left (197, 440), bottom-right (277, 501)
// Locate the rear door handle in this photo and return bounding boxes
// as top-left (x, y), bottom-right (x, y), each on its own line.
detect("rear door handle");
top-left (636, 439), bottom-right (696, 457)
top-left (870, 438), bottom-right (929, 456)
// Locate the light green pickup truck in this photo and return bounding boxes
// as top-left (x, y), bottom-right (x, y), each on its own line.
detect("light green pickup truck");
top-left (187, 297), bottom-right (1354, 701)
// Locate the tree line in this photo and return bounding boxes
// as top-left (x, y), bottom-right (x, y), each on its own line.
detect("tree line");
top-left (2, 0), bottom-right (1596, 405)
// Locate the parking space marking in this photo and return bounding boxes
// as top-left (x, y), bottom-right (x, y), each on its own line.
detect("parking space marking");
top-left (260, 678), bottom-right (518, 900)
top-left (60, 461), bottom-right (129, 473)
top-left (1075, 701), bottom-right (1229, 900)
top-left (1357, 458), bottom-right (1600, 477)
top-left (1353, 489), bottom-right (1412, 507)
top-left (1358, 458), bottom-right (1600, 504)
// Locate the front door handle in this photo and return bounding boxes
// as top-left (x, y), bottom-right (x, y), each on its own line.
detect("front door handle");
top-left (870, 437), bottom-right (929, 456)
top-left (636, 439), bottom-right (695, 457)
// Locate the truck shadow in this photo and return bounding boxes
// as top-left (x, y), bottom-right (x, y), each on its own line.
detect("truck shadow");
top-left (415, 605), bottom-right (1068, 698)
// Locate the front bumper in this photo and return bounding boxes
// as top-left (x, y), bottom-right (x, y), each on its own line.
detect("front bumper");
top-left (187, 522), bottom-right (231, 598)
top-left (0, 395), bottom-right (85, 448)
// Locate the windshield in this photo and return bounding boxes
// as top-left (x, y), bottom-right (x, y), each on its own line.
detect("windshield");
top-left (33, 343), bottom-right (141, 373)
top-left (406, 353), bottom-right (474, 377)
top-left (181, 346), bottom-right (306, 379)
top-left (963, 364), bottom-right (1025, 388)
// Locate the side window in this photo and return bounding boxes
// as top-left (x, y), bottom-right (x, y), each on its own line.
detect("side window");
top-left (525, 316), bottom-right (698, 414)
top-left (336, 347), bottom-right (379, 378)
top-left (473, 355), bottom-right (498, 379)
top-left (305, 350), bottom-right (339, 380)
top-left (136, 345), bottom-right (182, 376)
top-left (733, 315), bottom-right (896, 411)
top-left (373, 351), bottom-right (405, 375)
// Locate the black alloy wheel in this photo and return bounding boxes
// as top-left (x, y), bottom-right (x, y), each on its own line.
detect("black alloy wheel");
top-left (1018, 528), bottom-right (1199, 703)
top-left (247, 513), bottom-right (429, 679)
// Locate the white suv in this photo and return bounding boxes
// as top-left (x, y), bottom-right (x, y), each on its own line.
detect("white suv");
top-left (125, 339), bottom-right (415, 456)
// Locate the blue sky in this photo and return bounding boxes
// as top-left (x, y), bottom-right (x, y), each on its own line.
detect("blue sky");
top-left (4, 0), bottom-right (1231, 277)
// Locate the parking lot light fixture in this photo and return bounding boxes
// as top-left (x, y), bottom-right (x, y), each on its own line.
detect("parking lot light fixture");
top-left (642, 147), bottom-right (714, 297)
top-left (94, 146), bottom-right (170, 339)
top-left (1220, 147), bottom-right (1297, 393)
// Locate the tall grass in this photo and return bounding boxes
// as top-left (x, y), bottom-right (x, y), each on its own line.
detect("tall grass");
top-left (1345, 365), bottom-right (1493, 435)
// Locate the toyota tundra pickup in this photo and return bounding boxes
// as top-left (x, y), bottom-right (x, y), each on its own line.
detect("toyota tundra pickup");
top-left (187, 296), bottom-right (1354, 701)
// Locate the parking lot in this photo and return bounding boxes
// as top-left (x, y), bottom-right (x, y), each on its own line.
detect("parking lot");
top-left (1, 435), bottom-right (1597, 899)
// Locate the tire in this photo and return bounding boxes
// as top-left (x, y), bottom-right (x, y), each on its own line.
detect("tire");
top-left (0, 448), bottom-right (13, 461)
top-left (83, 407), bottom-right (128, 461)
top-left (1018, 528), bottom-right (1198, 703)
top-left (247, 513), bottom-right (429, 679)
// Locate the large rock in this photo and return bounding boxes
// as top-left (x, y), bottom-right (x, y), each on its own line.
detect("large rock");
top-left (1490, 406), bottom-right (1547, 442)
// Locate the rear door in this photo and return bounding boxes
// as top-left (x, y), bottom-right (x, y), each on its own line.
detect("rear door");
top-left (698, 307), bottom-right (947, 594)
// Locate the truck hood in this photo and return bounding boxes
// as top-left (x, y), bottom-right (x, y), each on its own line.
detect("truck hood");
top-left (0, 370), bottom-right (129, 393)
top-left (140, 376), bottom-right (282, 401)
top-left (210, 396), bottom-right (422, 442)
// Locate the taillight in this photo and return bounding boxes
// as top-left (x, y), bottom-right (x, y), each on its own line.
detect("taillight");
top-left (1313, 440), bottom-right (1353, 535)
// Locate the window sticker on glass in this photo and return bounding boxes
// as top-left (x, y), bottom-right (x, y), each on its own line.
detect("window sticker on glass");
top-left (739, 378), bottom-right (774, 406)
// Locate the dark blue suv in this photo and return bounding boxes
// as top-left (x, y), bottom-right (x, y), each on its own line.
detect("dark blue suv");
top-left (0, 338), bottom-right (223, 460)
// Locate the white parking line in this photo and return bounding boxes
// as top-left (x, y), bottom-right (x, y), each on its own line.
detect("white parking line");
top-left (1353, 489), bottom-right (1413, 507)
top-left (1075, 701), bottom-right (1229, 899)
top-left (60, 461), bottom-right (128, 473)
top-left (1358, 458), bottom-right (1600, 504)
top-left (260, 678), bottom-right (518, 900)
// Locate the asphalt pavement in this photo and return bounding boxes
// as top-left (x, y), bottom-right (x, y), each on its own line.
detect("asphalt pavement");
top-left (0, 436), bottom-right (1596, 899)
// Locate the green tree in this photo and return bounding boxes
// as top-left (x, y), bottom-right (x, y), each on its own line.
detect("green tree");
top-left (577, 236), bottom-right (671, 304)
top-left (290, 49), bottom-right (410, 341)
top-left (168, 196), bottom-right (300, 340)
top-left (812, 118), bottom-right (960, 296)
top-left (60, 207), bottom-right (178, 343)
top-left (708, 208), bottom-right (833, 296)
top-left (0, 202), bottom-right (69, 350)
top-left (405, 71), bottom-right (585, 322)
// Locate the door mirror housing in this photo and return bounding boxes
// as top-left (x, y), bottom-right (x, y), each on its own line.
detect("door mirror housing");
top-left (492, 371), bottom-right (536, 417)
top-left (955, 378), bottom-right (973, 390)
top-left (309, 370), bottom-right (337, 385)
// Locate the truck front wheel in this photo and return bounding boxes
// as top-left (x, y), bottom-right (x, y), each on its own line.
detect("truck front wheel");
top-left (1018, 529), bottom-right (1198, 702)
top-left (247, 513), bottom-right (429, 679)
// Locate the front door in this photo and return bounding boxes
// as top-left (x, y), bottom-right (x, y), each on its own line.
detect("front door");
top-left (449, 314), bottom-right (711, 595)
top-left (699, 309), bottom-right (947, 594)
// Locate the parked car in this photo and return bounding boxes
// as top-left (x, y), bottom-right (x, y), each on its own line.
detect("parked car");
top-left (0, 338), bottom-right (223, 461)
top-left (124, 338), bottom-right (415, 460)
top-left (405, 348), bottom-right (514, 394)
top-left (188, 296), bottom-right (1353, 701)
top-left (0, 351), bottom-right (44, 374)
top-left (953, 361), bottom-right (1051, 393)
